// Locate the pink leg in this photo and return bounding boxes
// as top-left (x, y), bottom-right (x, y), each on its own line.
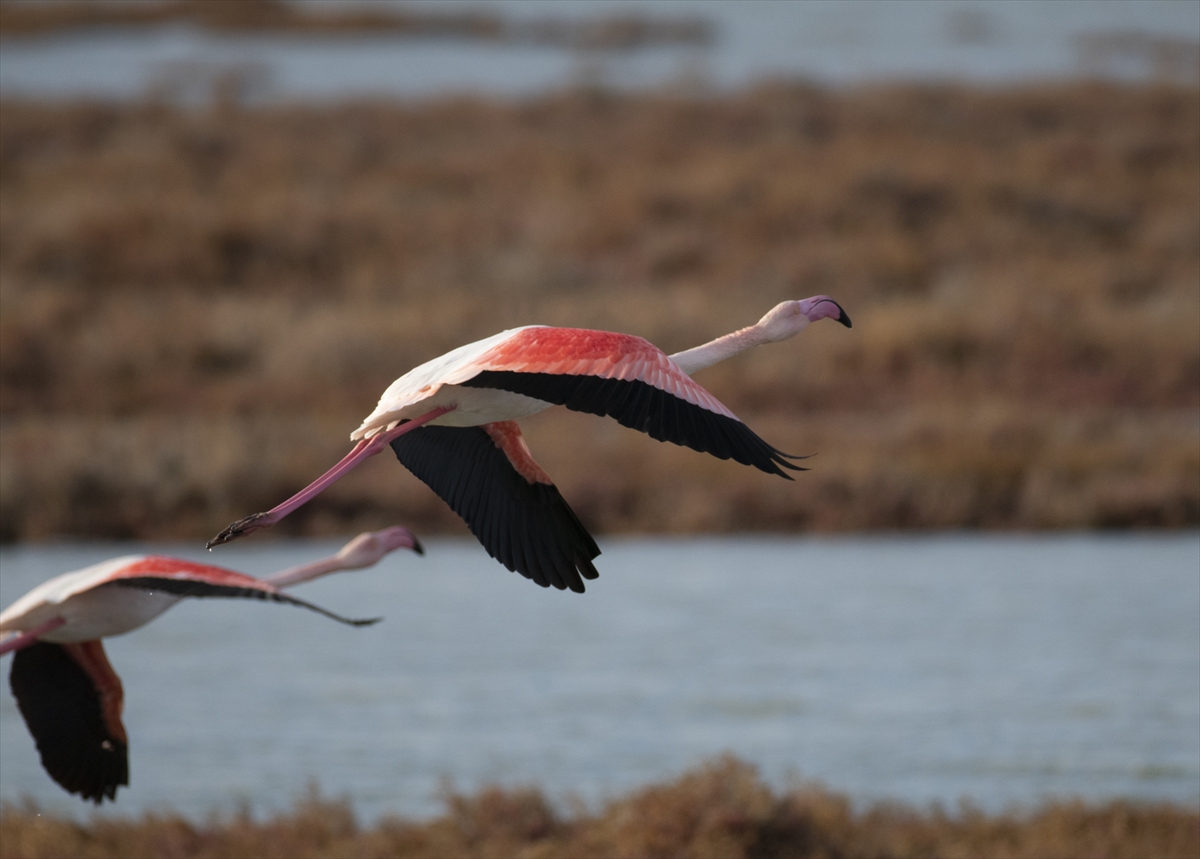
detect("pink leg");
top-left (207, 406), bottom-right (454, 548)
top-left (0, 617), bottom-right (66, 656)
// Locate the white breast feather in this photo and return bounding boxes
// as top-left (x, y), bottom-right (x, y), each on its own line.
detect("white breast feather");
top-left (351, 326), bottom-right (544, 439)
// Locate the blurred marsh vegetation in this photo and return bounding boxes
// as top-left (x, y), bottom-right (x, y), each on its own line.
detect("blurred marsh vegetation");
top-left (2, 756), bottom-right (1198, 859)
top-left (0, 81), bottom-right (1197, 542)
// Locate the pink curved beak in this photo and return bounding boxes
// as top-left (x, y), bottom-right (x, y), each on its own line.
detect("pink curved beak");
top-left (799, 295), bottom-right (852, 327)
top-left (377, 525), bottom-right (425, 556)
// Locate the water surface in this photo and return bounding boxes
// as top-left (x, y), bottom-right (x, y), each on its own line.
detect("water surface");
top-left (1, 533), bottom-right (1197, 822)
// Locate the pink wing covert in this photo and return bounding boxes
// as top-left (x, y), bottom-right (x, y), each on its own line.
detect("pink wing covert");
top-left (105, 556), bottom-right (379, 627)
top-left (460, 327), bottom-right (804, 479)
top-left (103, 556), bottom-right (289, 595)
top-left (473, 328), bottom-right (739, 419)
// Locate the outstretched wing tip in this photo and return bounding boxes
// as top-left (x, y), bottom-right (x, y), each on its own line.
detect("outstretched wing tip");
top-left (779, 450), bottom-right (815, 461)
top-left (463, 370), bottom-right (809, 482)
top-left (10, 642), bottom-right (129, 804)
top-left (392, 425), bottom-right (603, 595)
top-left (112, 577), bottom-right (375, 628)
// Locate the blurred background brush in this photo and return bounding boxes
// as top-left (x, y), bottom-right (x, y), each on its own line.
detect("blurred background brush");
top-left (0, 1), bottom-right (1195, 544)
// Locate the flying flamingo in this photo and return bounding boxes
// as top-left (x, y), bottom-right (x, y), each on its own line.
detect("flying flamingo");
top-left (209, 297), bottom-right (851, 593)
top-left (0, 526), bottom-right (421, 803)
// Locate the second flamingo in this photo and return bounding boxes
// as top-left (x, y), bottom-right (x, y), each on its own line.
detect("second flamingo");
top-left (209, 297), bottom-right (852, 592)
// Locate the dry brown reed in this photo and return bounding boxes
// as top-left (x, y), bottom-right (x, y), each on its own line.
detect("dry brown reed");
top-left (1, 83), bottom-right (1197, 541)
top-left (1, 757), bottom-right (1197, 859)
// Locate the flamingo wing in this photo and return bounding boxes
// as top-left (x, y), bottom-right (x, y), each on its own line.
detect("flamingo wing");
top-left (463, 329), bottom-right (805, 478)
top-left (9, 640), bottom-right (128, 803)
top-left (102, 557), bottom-right (380, 627)
top-left (390, 422), bottom-right (600, 593)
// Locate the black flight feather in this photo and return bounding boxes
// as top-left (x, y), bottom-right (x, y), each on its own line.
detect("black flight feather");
top-left (391, 425), bottom-right (600, 593)
top-left (10, 642), bottom-right (128, 804)
top-left (461, 372), bottom-right (805, 478)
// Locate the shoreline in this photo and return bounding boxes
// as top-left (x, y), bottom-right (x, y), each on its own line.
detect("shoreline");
top-left (2, 757), bottom-right (1198, 859)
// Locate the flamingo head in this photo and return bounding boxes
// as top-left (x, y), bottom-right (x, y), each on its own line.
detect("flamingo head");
top-left (757, 296), bottom-right (852, 342)
top-left (335, 526), bottom-right (425, 569)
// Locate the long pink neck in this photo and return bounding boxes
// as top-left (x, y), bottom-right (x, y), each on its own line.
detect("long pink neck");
top-left (668, 324), bottom-right (773, 375)
top-left (265, 556), bottom-right (345, 589)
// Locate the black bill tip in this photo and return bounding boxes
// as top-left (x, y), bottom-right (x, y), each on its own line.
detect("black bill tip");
top-left (205, 511), bottom-right (271, 549)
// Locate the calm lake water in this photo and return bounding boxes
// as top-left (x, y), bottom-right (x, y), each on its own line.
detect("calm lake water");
top-left (1, 533), bottom-right (1197, 822)
top-left (0, 0), bottom-right (1195, 102)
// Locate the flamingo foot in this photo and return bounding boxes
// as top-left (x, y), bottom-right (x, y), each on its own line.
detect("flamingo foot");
top-left (0, 617), bottom-right (68, 655)
top-left (206, 511), bottom-right (275, 549)
top-left (207, 407), bottom-right (455, 551)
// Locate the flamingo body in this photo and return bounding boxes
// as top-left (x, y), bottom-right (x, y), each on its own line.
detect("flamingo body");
top-left (2, 556), bottom-right (173, 642)
top-left (209, 298), bottom-right (852, 592)
top-left (353, 326), bottom-right (736, 439)
top-left (362, 327), bottom-right (800, 592)
top-left (1, 528), bottom-right (420, 803)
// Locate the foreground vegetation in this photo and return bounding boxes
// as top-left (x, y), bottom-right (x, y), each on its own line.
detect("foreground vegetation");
top-left (1, 757), bottom-right (1196, 859)
top-left (1, 82), bottom-right (1196, 541)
